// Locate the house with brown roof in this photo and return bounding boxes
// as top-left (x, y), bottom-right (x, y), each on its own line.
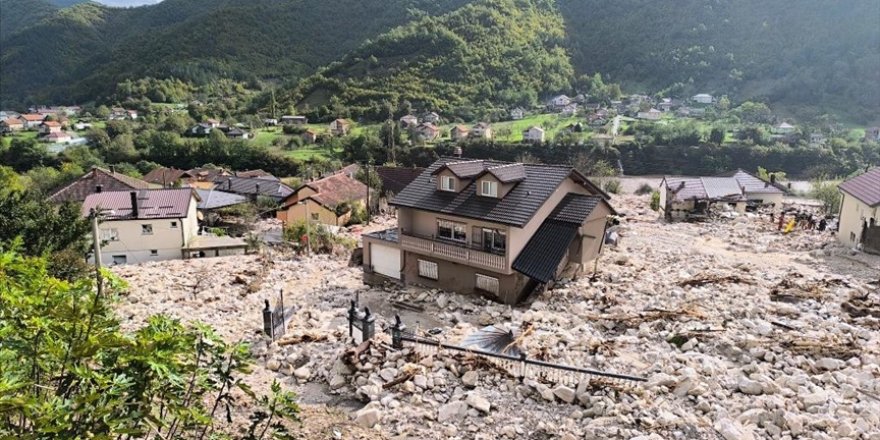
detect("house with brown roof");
top-left (20, 113), bottom-right (45, 129)
top-left (469, 122), bottom-right (493, 140)
top-left (362, 158), bottom-right (615, 304)
top-left (838, 167), bottom-right (880, 253)
top-left (277, 172), bottom-right (369, 226)
top-left (302, 129), bottom-right (318, 144)
top-left (48, 167), bottom-right (155, 203)
top-left (450, 125), bottom-right (470, 141)
top-left (39, 120), bottom-right (63, 135)
top-left (330, 119), bottom-right (351, 136)
top-left (414, 122), bottom-right (440, 141)
top-left (82, 188), bottom-right (246, 264)
top-left (0, 118), bottom-right (24, 132)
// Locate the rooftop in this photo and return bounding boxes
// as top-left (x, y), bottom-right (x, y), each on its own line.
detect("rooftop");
top-left (839, 167), bottom-right (880, 207)
top-left (82, 188), bottom-right (196, 220)
top-left (49, 167), bottom-right (154, 203)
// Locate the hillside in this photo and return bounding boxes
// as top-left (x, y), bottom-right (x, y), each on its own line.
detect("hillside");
top-left (559, 0), bottom-right (880, 121)
top-left (0, 0), bottom-right (470, 106)
top-left (0, 0), bottom-right (58, 40)
top-left (288, 0), bottom-right (573, 120)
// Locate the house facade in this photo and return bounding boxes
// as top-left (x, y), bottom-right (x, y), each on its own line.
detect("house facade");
top-left (330, 119), bottom-right (351, 136)
top-left (637, 108), bottom-right (662, 120)
top-left (281, 115), bottom-right (308, 125)
top-left (837, 168), bottom-right (880, 253)
top-left (522, 126), bottom-right (545, 143)
top-left (692, 94), bottom-right (714, 104)
top-left (0, 118), bottom-right (24, 132)
top-left (415, 122), bottom-right (440, 141)
top-left (363, 158), bottom-right (614, 304)
top-left (548, 95), bottom-right (572, 110)
top-left (400, 115), bottom-right (419, 128)
top-left (450, 125), bottom-right (470, 141)
top-left (20, 113), bottom-right (45, 129)
top-left (469, 122), bottom-right (492, 140)
top-left (659, 176), bottom-right (747, 221)
top-left (509, 108), bottom-right (525, 120)
top-left (277, 172), bottom-right (368, 226)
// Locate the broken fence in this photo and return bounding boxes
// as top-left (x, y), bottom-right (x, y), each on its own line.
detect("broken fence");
top-left (263, 289), bottom-right (293, 341)
top-left (347, 304), bottom-right (646, 385)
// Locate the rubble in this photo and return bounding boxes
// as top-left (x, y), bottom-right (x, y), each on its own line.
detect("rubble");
top-left (110, 196), bottom-right (880, 439)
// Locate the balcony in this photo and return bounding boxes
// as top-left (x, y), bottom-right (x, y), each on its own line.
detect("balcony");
top-left (400, 232), bottom-right (507, 272)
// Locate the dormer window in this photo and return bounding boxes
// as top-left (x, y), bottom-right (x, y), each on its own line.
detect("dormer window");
top-left (480, 180), bottom-right (498, 197)
top-left (440, 175), bottom-right (456, 192)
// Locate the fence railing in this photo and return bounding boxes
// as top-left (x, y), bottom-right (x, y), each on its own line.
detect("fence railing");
top-left (399, 233), bottom-right (507, 271)
top-left (262, 289), bottom-right (290, 341)
top-left (350, 309), bottom-right (646, 385)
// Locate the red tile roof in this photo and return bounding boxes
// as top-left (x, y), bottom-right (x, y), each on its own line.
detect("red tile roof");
top-left (143, 167), bottom-right (190, 185)
top-left (284, 173), bottom-right (367, 209)
top-left (41, 121), bottom-right (62, 127)
top-left (839, 167), bottom-right (880, 207)
top-left (21, 114), bottom-right (45, 121)
top-left (82, 188), bottom-right (197, 220)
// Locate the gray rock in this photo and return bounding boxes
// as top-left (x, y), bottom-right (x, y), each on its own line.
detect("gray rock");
top-left (714, 418), bottom-right (755, 440)
top-left (815, 358), bottom-right (844, 371)
top-left (266, 359), bottom-right (281, 371)
top-left (737, 377), bottom-right (764, 395)
top-left (800, 390), bottom-right (828, 408)
top-left (438, 401), bottom-right (468, 423)
top-left (413, 374), bottom-right (428, 389)
top-left (553, 385), bottom-right (576, 404)
top-left (329, 374), bottom-right (347, 390)
top-left (354, 407), bottom-right (381, 428)
top-left (462, 370), bottom-right (479, 387)
top-left (466, 393), bottom-right (491, 413)
top-left (293, 366), bottom-right (311, 380)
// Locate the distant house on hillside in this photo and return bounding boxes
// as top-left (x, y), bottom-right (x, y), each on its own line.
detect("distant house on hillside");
top-left (422, 112), bottom-right (441, 124)
top-left (39, 120), bottom-right (63, 135)
top-left (509, 108), bottom-right (525, 120)
top-left (450, 125), bottom-right (470, 141)
top-left (330, 119), bottom-right (351, 136)
top-left (281, 115), bottom-right (307, 125)
top-left (692, 94), bottom-right (714, 104)
top-left (561, 103), bottom-right (578, 117)
top-left (302, 129), bottom-right (318, 144)
top-left (399, 115), bottom-right (419, 128)
top-left (109, 108), bottom-right (137, 120)
top-left (188, 123), bottom-right (218, 137)
top-left (772, 122), bottom-right (796, 134)
top-left (415, 122), bottom-right (440, 141)
top-left (20, 113), bottom-right (45, 129)
top-left (0, 118), bottom-right (24, 132)
top-left (522, 126), bottom-right (545, 143)
top-left (277, 172), bottom-right (368, 226)
top-left (864, 127), bottom-right (880, 142)
top-left (225, 127), bottom-right (250, 140)
top-left (45, 132), bottom-right (72, 143)
top-left (837, 167), bottom-right (880, 253)
top-left (548, 95), bottom-right (572, 110)
top-left (263, 118), bottom-right (279, 126)
top-left (637, 108), bottom-right (662, 120)
top-left (469, 122), bottom-right (493, 140)
top-left (214, 175), bottom-right (294, 202)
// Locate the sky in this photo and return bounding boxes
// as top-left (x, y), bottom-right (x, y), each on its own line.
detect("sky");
top-left (95, 0), bottom-right (163, 6)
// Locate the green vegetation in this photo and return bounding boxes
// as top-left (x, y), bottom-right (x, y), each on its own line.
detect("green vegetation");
top-left (810, 178), bottom-right (843, 214)
top-left (0, 248), bottom-right (300, 438)
top-left (282, 220), bottom-right (356, 254)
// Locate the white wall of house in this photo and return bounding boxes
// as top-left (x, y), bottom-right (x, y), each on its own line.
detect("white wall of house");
top-left (96, 197), bottom-right (199, 265)
top-left (838, 192), bottom-right (878, 247)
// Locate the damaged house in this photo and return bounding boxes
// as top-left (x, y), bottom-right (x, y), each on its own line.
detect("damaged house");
top-left (659, 176), bottom-right (747, 221)
top-left (362, 157), bottom-right (615, 305)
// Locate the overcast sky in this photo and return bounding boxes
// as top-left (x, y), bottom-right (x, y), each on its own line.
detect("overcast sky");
top-left (96, 0), bottom-right (163, 6)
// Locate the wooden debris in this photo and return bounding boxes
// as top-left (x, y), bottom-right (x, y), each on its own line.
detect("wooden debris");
top-left (277, 332), bottom-right (328, 346)
top-left (382, 372), bottom-right (414, 389)
top-left (342, 340), bottom-right (372, 366)
top-left (679, 273), bottom-right (754, 287)
top-left (391, 300), bottom-right (424, 312)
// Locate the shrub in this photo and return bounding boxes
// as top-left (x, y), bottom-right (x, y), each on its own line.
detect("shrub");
top-left (602, 178), bottom-right (622, 194)
top-left (283, 220), bottom-right (355, 254)
top-left (650, 190), bottom-right (661, 211)
top-left (810, 177), bottom-right (842, 214)
top-left (635, 183), bottom-right (654, 195)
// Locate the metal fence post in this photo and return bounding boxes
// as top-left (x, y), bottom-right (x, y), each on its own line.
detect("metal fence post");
top-left (519, 353), bottom-right (527, 382)
top-left (262, 299), bottom-right (274, 340)
top-left (391, 315), bottom-right (406, 349)
top-left (362, 307), bottom-right (376, 341)
top-left (348, 300), bottom-right (357, 339)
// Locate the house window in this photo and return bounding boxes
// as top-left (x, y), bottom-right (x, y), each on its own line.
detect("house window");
top-left (475, 274), bottom-right (500, 295)
top-left (480, 180), bottom-right (498, 197)
top-left (311, 213), bottom-right (320, 221)
top-left (440, 175), bottom-right (455, 192)
top-left (481, 228), bottom-right (506, 253)
top-left (850, 232), bottom-right (856, 242)
top-left (170, 221), bottom-right (178, 228)
top-left (437, 219), bottom-right (466, 242)
top-left (150, 250), bottom-right (158, 257)
top-left (112, 255), bottom-right (127, 265)
top-left (141, 224), bottom-right (153, 235)
top-left (418, 259), bottom-right (438, 280)
top-left (101, 228), bottom-right (119, 242)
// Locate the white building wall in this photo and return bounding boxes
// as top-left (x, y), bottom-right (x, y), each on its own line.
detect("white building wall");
top-left (838, 193), bottom-right (879, 246)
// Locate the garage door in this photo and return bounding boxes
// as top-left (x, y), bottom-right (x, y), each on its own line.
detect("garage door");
top-left (371, 243), bottom-right (400, 279)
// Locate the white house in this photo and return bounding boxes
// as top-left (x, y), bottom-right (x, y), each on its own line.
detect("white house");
top-left (422, 112), bottom-right (441, 124)
top-left (82, 188), bottom-right (245, 264)
top-left (692, 94), bottom-right (714, 104)
top-left (509, 108), bottom-right (525, 120)
top-left (637, 108), bottom-right (662, 120)
top-left (549, 95), bottom-right (572, 109)
top-left (400, 114), bottom-right (419, 128)
top-left (469, 122), bottom-right (493, 140)
top-left (837, 168), bottom-right (880, 251)
top-left (773, 122), bottom-right (796, 134)
top-left (522, 126), bottom-right (545, 143)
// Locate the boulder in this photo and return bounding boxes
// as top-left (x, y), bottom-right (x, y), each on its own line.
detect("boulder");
top-left (461, 370), bottom-right (479, 387)
top-left (438, 401), bottom-right (469, 423)
top-left (737, 377), bottom-right (764, 395)
top-left (354, 407), bottom-right (381, 428)
top-left (714, 418), bottom-right (755, 440)
top-left (466, 393), bottom-right (491, 413)
top-left (553, 386), bottom-right (576, 404)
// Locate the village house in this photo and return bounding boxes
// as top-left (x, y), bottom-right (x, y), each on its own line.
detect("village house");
top-left (509, 108), bottom-right (525, 120)
top-left (548, 95), bottom-right (572, 110)
top-left (281, 115), bottom-right (308, 125)
top-left (522, 126), bottom-right (545, 143)
top-left (0, 118), bottom-right (24, 132)
top-left (773, 122), bottom-right (796, 135)
top-left (362, 157), bottom-right (615, 305)
top-left (188, 123), bottom-right (219, 137)
top-left (658, 176), bottom-right (747, 221)
top-left (225, 127), bottom-right (250, 140)
top-left (450, 125), bottom-right (470, 141)
top-left (561, 103), bottom-right (579, 117)
top-left (195, 188), bottom-right (249, 213)
top-left (414, 122), bottom-right (440, 141)
top-left (39, 120), bottom-right (63, 135)
top-left (657, 98), bottom-right (674, 112)
top-left (837, 167), bottom-right (880, 254)
top-left (277, 172), bottom-right (368, 226)
top-left (718, 169), bottom-right (785, 207)
top-left (49, 166), bottom-right (154, 203)
top-left (82, 188), bottom-right (246, 264)
top-left (637, 108), bottom-right (662, 121)
top-left (469, 122), bottom-right (493, 140)
top-left (330, 118), bottom-right (351, 136)
top-left (263, 118), bottom-right (279, 126)
top-left (399, 115), bottom-right (419, 128)
top-left (143, 167), bottom-right (232, 189)
top-left (20, 113), bottom-right (46, 129)
top-left (109, 108), bottom-right (137, 120)
top-left (864, 127), bottom-right (880, 142)
top-left (45, 132), bottom-right (73, 144)
top-left (214, 175), bottom-right (294, 202)
top-left (375, 166), bottom-right (425, 209)
top-left (809, 133), bottom-right (827, 146)
top-left (302, 129), bottom-right (318, 144)
top-left (422, 112), bottom-right (441, 124)
top-left (692, 93), bottom-right (714, 104)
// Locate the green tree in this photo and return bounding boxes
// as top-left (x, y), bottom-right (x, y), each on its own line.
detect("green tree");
top-left (2, 138), bottom-right (52, 172)
top-left (0, 191), bottom-right (90, 257)
top-left (810, 177), bottom-right (841, 214)
top-left (709, 127), bottom-right (726, 145)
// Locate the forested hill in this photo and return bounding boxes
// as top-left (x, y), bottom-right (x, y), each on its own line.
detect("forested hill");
top-left (558, 0), bottom-right (880, 122)
top-left (1, 0), bottom-right (878, 121)
top-left (287, 0), bottom-right (573, 121)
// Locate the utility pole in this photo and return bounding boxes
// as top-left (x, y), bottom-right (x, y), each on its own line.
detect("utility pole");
top-left (90, 209), bottom-right (104, 297)
top-left (303, 201), bottom-right (312, 256)
top-left (365, 162), bottom-right (372, 225)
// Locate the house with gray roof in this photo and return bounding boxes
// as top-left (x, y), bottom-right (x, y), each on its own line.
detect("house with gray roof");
top-left (658, 176), bottom-right (747, 221)
top-left (362, 157), bottom-right (615, 304)
top-left (837, 167), bottom-right (880, 253)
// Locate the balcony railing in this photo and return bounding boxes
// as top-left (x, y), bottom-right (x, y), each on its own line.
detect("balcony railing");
top-left (400, 232), bottom-right (507, 272)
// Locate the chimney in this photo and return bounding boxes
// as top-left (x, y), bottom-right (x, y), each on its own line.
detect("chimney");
top-left (130, 191), bottom-right (139, 218)
top-left (110, 165), bottom-right (116, 174)
top-left (255, 183), bottom-right (261, 194)
top-left (770, 174), bottom-right (776, 184)
top-left (96, 184), bottom-right (103, 193)
top-left (227, 179), bottom-right (232, 190)
top-left (453, 146), bottom-right (462, 158)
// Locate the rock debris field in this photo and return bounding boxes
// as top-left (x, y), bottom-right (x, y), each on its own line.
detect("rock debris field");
top-left (112, 196), bottom-right (880, 439)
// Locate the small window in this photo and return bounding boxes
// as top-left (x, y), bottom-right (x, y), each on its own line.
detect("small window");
top-left (480, 180), bottom-right (498, 197)
top-left (418, 259), bottom-right (438, 280)
top-left (311, 213), bottom-right (320, 221)
top-left (481, 228), bottom-right (506, 253)
top-left (170, 221), bottom-right (178, 228)
top-left (475, 274), bottom-right (499, 294)
top-left (112, 255), bottom-right (127, 265)
top-left (150, 250), bottom-right (158, 256)
top-left (437, 219), bottom-right (466, 242)
top-left (101, 228), bottom-right (119, 242)
top-left (141, 224), bottom-right (153, 235)
top-left (850, 232), bottom-right (856, 242)
top-left (440, 175), bottom-right (455, 192)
